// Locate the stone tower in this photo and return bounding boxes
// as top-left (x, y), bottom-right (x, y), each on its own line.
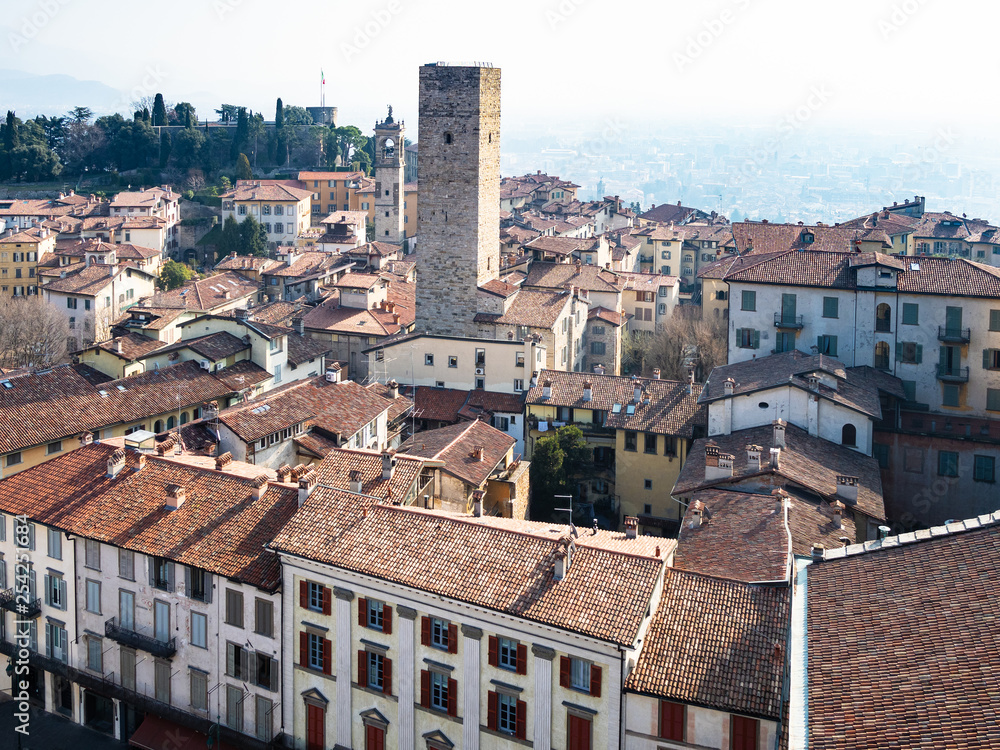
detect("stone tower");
top-left (374, 106), bottom-right (405, 244)
top-left (416, 63), bottom-right (501, 336)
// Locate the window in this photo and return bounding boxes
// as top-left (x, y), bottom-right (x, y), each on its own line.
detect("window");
top-left (874, 341), bottom-right (890, 370)
top-left (988, 388), bottom-right (1000, 412)
top-left (902, 303), bottom-right (919, 326)
top-left (273, 364), bottom-right (282, 383)
top-left (6, 451), bottom-right (22, 468)
top-left (360, 597), bottom-right (389, 632)
top-left (624, 432), bottom-right (637, 451)
top-left (491, 636), bottom-right (524, 672)
top-left (659, 700), bottom-right (686, 741)
top-left (256, 695), bottom-right (273, 741)
top-left (731, 715), bottom-right (759, 750)
top-left (226, 684), bottom-right (244, 731)
top-left (938, 451), bottom-right (959, 477)
top-left (255, 652), bottom-right (279, 691)
top-left (227, 641), bottom-right (249, 680)
top-left (430, 617), bottom-right (449, 650)
top-left (87, 636), bottom-right (103, 672)
top-left (448, 355), bottom-right (457, 368)
top-left (841, 424), bottom-right (857, 447)
top-left (644, 433), bottom-right (657, 454)
top-left (151, 556), bottom-right (173, 591)
top-left (44, 573), bottom-right (67, 609)
top-left (897, 342), bottom-right (922, 365)
top-left (119, 549), bottom-right (134, 580)
top-left (942, 385), bottom-right (960, 407)
top-left (875, 303), bottom-right (891, 332)
top-left (817, 335), bottom-right (837, 356)
top-left (430, 671), bottom-right (450, 712)
top-left (226, 589), bottom-right (244, 627)
top-left (513, 379), bottom-right (524, 392)
top-left (737, 328), bottom-right (760, 349)
top-left (86, 579), bottom-right (101, 614)
top-left (424, 354), bottom-right (434, 366)
top-left (119, 589), bottom-right (135, 630)
top-left (46, 440), bottom-right (62, 455)
top-left (974, 455), bottom-right (996, 482)
top-left (256, 598), bottom-right (274, 637)
top-left (46, 622), bottom-right (68, 663)
top-left (190, 670), bottom-right (208, 711)
top-left (560, 656), bottom-right (601, 696)
top-left (590, 341), bottom-right (605, 355)
top-left (741, 290), bottom-right (756, 311)
top-left (191, 612), bottom-right (208, 648)
top-left (154, 600), bottom-right (170, 642)
top-left (47, 528), bottom-right (61, 559)
top-left (303, 631), bottom-right (331, 672)
top-left (85, 539), bottom-right (101, 569)
top-left (362, 650), bottom-right (386, 692)
top-left (475, 377), bottom-right (485, 389)
top-left (14, 517), bottom-right (34, 549)
top-left (187, 567), bottom-right (209, 602)
top-left (66, 297), bottom-right (77, 309)
top-left (492, 692), bottom-right (525, 737)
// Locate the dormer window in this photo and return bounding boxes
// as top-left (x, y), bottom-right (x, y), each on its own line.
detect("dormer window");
top-left (802, 232), bottom-right (814, 244)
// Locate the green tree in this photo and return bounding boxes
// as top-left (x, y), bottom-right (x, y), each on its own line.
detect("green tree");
top-left (172, 127), bottom-right (205, 169)
top-left (230, 107), bottom-right (249, 163)
top-left (218, 215), bottom-right (241, 257)
top-left (173, 102), bottom-right (196, 128)
top-left (159, 259), bottom-right (193, 290)
top-left (238, 213), bottom-right (268, 257)
top-left (68, 106), bottom-right (93, 125)
top-left (528, 425), bottom-right (590, 520)
top-left (216, 104), bottom-right (239, 124)
top-left (236, 152), bottom-right (252, 180)
top-left (159, 129), bottom-right (172, 168)
top-left (273, 97), bottom-right (287, 166)
top-left (152, 94), bottom-right (167, 127)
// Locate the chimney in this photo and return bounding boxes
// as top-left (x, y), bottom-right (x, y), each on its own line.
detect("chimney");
top-left (349, 469), bottom-right (364, 494)
top-left (542, 380), bottom-right (552, 399)
top-left (688, 499), bottom-right (705, 529)
top-left (530, 371), bottom-right (539, 388)
top-left (648, 368), bottom-right (661, 381)
top-left (382, 450), bottom-right (396, 480)
top-left (811, 543), bottom-right (825, 562)
top-left (773, 419), bottom-right (787, 448)
top-left (215, 451), bottom-right (233, 471)
top-left (746, 444), bottom-right (762, 472)
top-left (835, 475), bottom-right (859, 503)
top-left (251, 474), bottom-right (268, 500)
top-left (582, 381), bottom-right (593, 401)
top-left (165, 484), bottom-right (186, 511)
top-left (106, 448), bottom-right (127, 478)
top-left (471, 445), bottom-right (485, 462)
top-left (235, 307), bottom-right (249, 320)
top-left (78, 432), bottom-right (93, 447)
top-left (704, 444), bottom-right (734, 481)
top-left (472, 489), bottom-right (485, 517)
top-left (633, 382), bottom-right (642, 404)
top-left (723, 377), bottom-right (735, 396)
top-left (623, 516), bottom-right (638, 539)
top-left (592, 363), bottom-right (605, 375)
top-left (553, 535), bottom-right (574, 581)
top-left (135, 452), bottom-right (147, 471)
top-left (298, 469), bottom-right (318, 507)
top-left (772, 488), bottom-right (788, 513)
top-left (276, 464), bottom-right (293, 483)
top-left (293, 317), bottom-right (304, 335)
top-left (830, 499), bottom-right (845, 528)
top-left (387, 379), bottom-right (399, 399)
top-left (769, 447), bottom-right (781, 469)
top-left (113, 339), bottom-right (123, 355)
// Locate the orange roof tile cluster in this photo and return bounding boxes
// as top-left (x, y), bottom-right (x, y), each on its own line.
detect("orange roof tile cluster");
top-left (146, 271), bottom-right (258, 310)
top-left (522, 261), bottom-right (625, 293)
top-left (311, 446), bottom-right (424, 502)
top-left (473, 288), bottom-right (571, 329)
top-left (0, 443), bottom-right (298, 589)
top-left (222, 182), bottom-right (314, 202)
top-left (399, 419), bottom-right (514, 487)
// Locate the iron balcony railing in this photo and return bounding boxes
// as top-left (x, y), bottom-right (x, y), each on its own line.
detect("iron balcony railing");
top-left (936, 365), bottom-right (970, 382)
top-left (937, 326), bottom-right (971, 343)
top-left (0, 588), bottom-right (41, 618)
top-left (105, 617), bottom-right (176, 659)
top-left (773, 312), bottom-right (804, 329)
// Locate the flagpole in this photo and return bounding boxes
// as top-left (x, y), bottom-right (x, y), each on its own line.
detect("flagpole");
top-left (320, 69), bottom-right (325, 109)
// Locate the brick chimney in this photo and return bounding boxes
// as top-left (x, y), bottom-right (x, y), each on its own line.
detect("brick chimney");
top-left (471, 445), bottom-right (485, 462)
top-left (623, 516), bottom-right (638, 539)
top-left (107, 448), bottom-right (126, 478)
top-left (348, 469), bottom-right (363, 494)
top-left (704, 443), bottom-right (734, 481)
top-left (298, 469), bottom-right (318, 507)
top-left (276, 464), bottom-right (293, 482)
top-left (830, 499), bottom-right (845, 528)
top-left (215, 452), bottom-right (233, 471)
top-left (251, 474), bottom-right (268, 500)
top-left (553, 535), bottom-right (575, 581)
top-left (382, 450), bottom-right (396, 480)
top-left (773, 419), bottom-right (787, 448)
top-left (293, 317), bottom-right (304, 335)
top-left (135, 452), bottom-right (147, 472)
top-left (165, 484), bottom-right (185, 511)
top-left (835, 475), bottom-right (859, 503)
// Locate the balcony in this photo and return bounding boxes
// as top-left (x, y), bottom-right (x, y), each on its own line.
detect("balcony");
top-left (938, 326), bottom-right (971, 343)
top-left (773, 312), bottom-right (804, 329)
top-left (936, 365), bottom-right (969, 383)
top-left (105, 617), bottom-right (176, 659)
top-left (0, 588), bottom-right (41, 618)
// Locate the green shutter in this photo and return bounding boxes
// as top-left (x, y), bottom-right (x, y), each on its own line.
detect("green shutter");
top-left (939, 347), bottom-right (947, 368)
top-left (902, 303), bottom-right (919, 326)
top-left (828, 336), bottom-right (837, 356)
top-left (986, 349), bottom-right (992, 370)
top-left (752, 330), bottom-right (760, 349)
top-left (915, 344), bottom-right (922, 364)
top-left (990, 309), bottom-right (1000, 331)
top-left (895, 344), bottom-right (903, 362)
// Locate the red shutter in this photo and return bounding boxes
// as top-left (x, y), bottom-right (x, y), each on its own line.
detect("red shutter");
top-left (447, 677), bottom-right (457, 716)
top-left (559, 656), bottom-right (571, 688)
top-left (299, 631), bottom-right (308, 667)
top-left (358, 649), bottom-right (367, 687)
top-left (382, 657), bottom-right (392, 695)
top-left (516, 643), bottom-right (527, 675)
top-left (488, 636), bottom-right (498, 667)
top-left (358, 597), bottom-right (367, 628)
top-left (659, 700), bottom-right (685, 741)
top-left (732, 716), bottom-right (759, 750)
top-left (383, 606), bottom-right (392, 635)
top-left (589, 664), bottom-right (602, 697)
top-left (299, 580), bottom-right (308, 609)
top-left (322, 638), bottom-right (332, 675)
top-left (421, 616), bottom-right (431, 646)
top-left (515, 699), bottom-right (527, 740)
top-left (487, 691), bottom-right (498, 730)
top-left (447, 623), bottom-right (458, 654)
top-left (420, 670), bottom-right (431, 707)
top-left (321, 586), bottom-right (331, 615)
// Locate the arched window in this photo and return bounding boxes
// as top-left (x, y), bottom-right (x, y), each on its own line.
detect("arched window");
top-left (166, 416), bottom-right (176, 429)
top-left (842, 423), bottom-right (857, 447)
top-left (875, 303), bottom-right (891, 332)
top-left (180, 412), bottom-right (190, 425)
top-left (874, 341), bottom-right (890, 370)
top-left (153, 420), bottom-right (163, 434)
top-left (444, 132), bottom-right (452, 145)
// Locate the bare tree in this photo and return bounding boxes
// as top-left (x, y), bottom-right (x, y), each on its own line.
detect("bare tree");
top-left (184, 168), bottom-right (206, 192)
top-left (0, 296), bottom-right (70, 369)
top-left (645, 315), bottom-right (728, 381)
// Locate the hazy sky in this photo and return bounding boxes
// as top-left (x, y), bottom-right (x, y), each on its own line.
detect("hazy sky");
top-left (1, 0), bottom-right (995, 139)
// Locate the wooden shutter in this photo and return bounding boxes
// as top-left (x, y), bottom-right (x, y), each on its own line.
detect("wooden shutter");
top-left (165, 561), bottom-right (175, 592)
top-left (589, 664), bottom-right (602, 697)
top-left (382, 657), bottom-right (392, 695)
top-left (270, 656), bottom-right (280, 691)
top-left (516, 643), bottom-right (527, 675)
top-left (299, 632), bottom-right (308, 666)
top-left (487, 691), bottom-right (498, 730)
top-left (227, 643), bottom-right (236, 676)
top-left (659, 700), bottom-right (685, 741)
top-left (447, 623), bottom-right (458, 654)
top-left (515, 699), bottom-right (527, 740)
top-left (322, 638), bottom-right (332, 675)
top-left (204, 572), bottom-right (213, 603)
top-left (383, 605), bottom-right (392, 635)
top-left (321, 586), bottom-right (331, 615)
top-left (421, 616), bottom-right (431, 646)
top-left (358, 597), bottom-right (367, 628)
top-left (184, 566), bottom-right (191, 597)
top-left (299, 580), bottom-right (308, 609)
top-left (357, 650), bottom-right (367, 687)
top-left (732, 715), bottom-right (758, 750)
top-left (488, 636), bottom-right (498, 667)
top-left (559, 656), bottom-right (571, 688)
top-left (447, 677), bottom-right (457, 716)
top-left (420, 670), bottom-right (430, 707)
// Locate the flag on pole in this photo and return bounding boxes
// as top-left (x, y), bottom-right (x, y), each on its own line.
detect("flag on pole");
top-left (321, 69), bottom-right (325, 85)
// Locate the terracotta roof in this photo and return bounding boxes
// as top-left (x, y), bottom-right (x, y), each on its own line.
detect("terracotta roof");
top-left (110, 187), bottom-right (176, 207)
top-left (479, 279), bottom-right (519, 298)
top-left (271, 500), bottom-right (663, 645)
top-left (732, 222), bottom-right (861, 255)
top-left (311, 446), bottom-right (424, 502)
top-left (146, 271), bottom-right (258, 311)
top-left (265, 252), bottom-right (346, 280)
top-left (522, 262), bottom-right (625, 293)
top-left (0, 443), bottom-right (297, 589)
top-left (43, 263), bottom-right (151, 296)
top-left (674, 489), bottom-right (791, 582)
top-left (462, 389), bottom-right (525, 416)
top-left (212, 359), bottom-right (271, 391)
top-left (0, 361), bottom-right (237, 455)
top-left (149, 331), bottom-right (249, 363)
top-left (524, 236), bottom-right (594, 255)
top-left (248, 300), bottom-right (298, 326)
top-left (286, 333), bottom-right (331, 367)
top-left (89, 331), bottom-right (167, 360)
top-left (294, 431), bottom-right (341, 458)
top-left (805, 513), bottom-right (1000, 750)
top-left (297, 170), bottom-right (365, 181)
top-left (674, 423), bottom-right (886, 522)
top-left (638, 203), bottom-right (705, 224)
top-left (399, 420), bottom-right (514, 487)
top-left (782, 488), bottom-right (857, 556)
top-left (302, 301), bottom-right (402, 337)
top-left (587, 306), bottom-right (625, 326)
top-left (624, 567), bottom-right (789, 720)
top-left (0, 228), bottom-right (49, 244)
top-left (406, 386), bottom-right (470, 424)
top-left (473, 288), bottom-right (570, 329)
top-left (214, 254), bottom-right (280, 273)
top-left (222, 183), bottom-right (313, 202)
top-left (365, 383), bottom-right (413, 424)
top-left (333, 272), bottom-right (385, 290)
top-left (342, 241), bottom-right (400, 258)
